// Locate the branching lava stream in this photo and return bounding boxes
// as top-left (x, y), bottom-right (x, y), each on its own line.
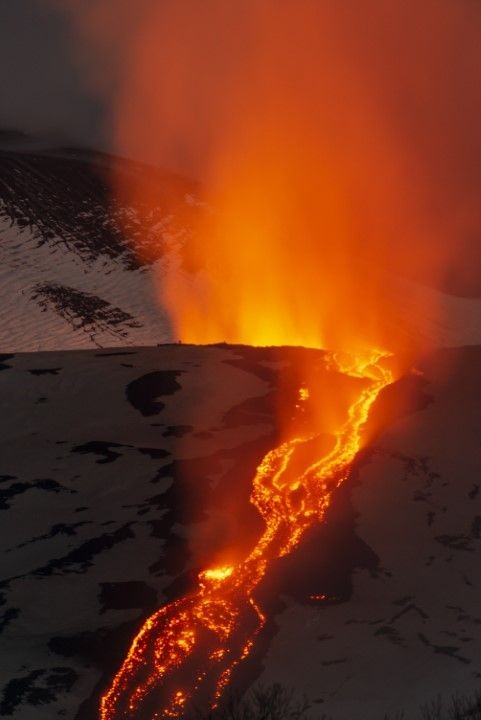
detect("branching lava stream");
top-left (100, 349), bottom-right (393, 719)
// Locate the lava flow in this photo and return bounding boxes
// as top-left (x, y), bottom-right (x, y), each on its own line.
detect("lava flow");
top-left (100, 349), bottom-right (393, 719)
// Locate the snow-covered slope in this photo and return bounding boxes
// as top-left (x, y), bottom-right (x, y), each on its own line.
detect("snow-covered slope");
top-left (0, 343), bottom-right (480, 719)
top-left (2, 134), bottom-right (481, 354)
top-left (0, 137), bottom-right (200, 351)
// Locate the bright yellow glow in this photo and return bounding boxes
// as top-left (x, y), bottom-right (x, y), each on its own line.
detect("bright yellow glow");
top-left (200, 566), bottom-right (234, 583)
top-left (299, 387), bottom-right (310, 402)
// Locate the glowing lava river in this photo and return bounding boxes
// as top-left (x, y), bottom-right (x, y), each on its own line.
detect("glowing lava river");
top-left (100, 349), bottom-right (393, 719)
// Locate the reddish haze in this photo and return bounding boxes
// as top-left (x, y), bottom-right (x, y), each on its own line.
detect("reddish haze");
top-left (53, 4), bottom-right (481, 715)
top-left (56, 0), bottom-right (481, 539)
top-left (60, 2), bottom-right (481, 322)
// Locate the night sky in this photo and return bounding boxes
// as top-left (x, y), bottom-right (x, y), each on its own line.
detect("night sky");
top-left (0, 0), bottom-right (105, 148)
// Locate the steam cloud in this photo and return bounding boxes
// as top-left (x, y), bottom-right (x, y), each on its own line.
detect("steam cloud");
top-left (58, 0), bottom-right (481, 353)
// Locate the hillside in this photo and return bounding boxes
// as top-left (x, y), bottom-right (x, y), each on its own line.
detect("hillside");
top-left (0, 343), bottom-right (480, 719)
top-left (0, 135), bottom-right (199, 351)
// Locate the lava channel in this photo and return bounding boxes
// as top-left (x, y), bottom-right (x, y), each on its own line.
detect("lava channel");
top-left (100, 350), bottom-right (393, 720)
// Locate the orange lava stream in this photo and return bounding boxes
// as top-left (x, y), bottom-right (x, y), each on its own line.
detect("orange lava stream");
top-left (100, 350), bottom-right (393, 719)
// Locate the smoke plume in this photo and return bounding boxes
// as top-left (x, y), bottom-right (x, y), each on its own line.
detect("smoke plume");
top-left (58, 1), bottom-right (481, 353)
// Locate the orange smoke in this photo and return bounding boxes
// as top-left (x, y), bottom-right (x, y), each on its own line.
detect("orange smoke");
top-left (60, 0), bottom-right (481, 352)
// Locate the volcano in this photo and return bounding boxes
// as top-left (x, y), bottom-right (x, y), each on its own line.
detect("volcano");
top-left (1, 132), bottom-right (481, 720)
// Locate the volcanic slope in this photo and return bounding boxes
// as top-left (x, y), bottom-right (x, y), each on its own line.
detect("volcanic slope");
top-left (0, 343), bottom-right (480, 720)
top-left (2, 132), bottom-right (481, 354)
top-left (0, 132), bottom-right (200, 352)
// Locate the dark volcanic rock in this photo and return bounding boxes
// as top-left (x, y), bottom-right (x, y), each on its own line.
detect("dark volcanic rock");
top-left (0, 344), bottom-right (480, 720)
top-left (126, 370), bottom-right (183, 416)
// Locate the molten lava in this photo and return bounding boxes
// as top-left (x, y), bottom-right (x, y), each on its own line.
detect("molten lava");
top-left (100, 350), bottom-right (392, 719)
